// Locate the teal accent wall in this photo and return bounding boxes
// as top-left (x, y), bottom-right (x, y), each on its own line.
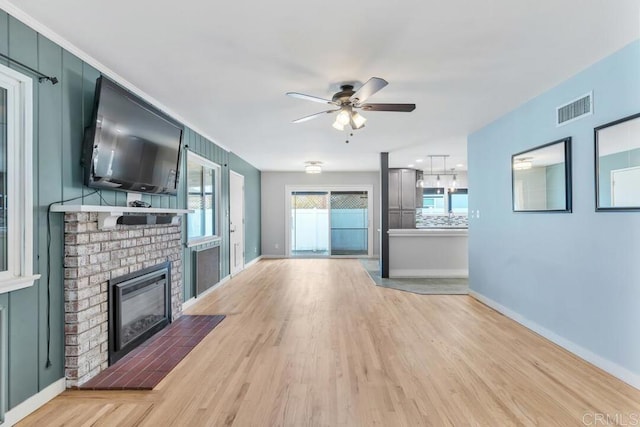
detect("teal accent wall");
top-left (0, 8), bottom-right (261, 411)
top-left (598, 147), bottom-right (640, 207)
top-left (0, 11), bottom-right (80, 409)
top-left (229, 153), bottom-right (261, 263)
top-left (180, 129), bottom-right (230, 302)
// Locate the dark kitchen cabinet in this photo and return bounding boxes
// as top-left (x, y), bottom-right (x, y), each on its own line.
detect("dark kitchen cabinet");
top-left (388, 168), bottom-right (419, 229)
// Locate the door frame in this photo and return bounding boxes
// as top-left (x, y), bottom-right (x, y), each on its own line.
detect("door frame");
top-left (229, 170), bottom-right (245, 275)
top-left (284, 185), bottom-right (374, 258)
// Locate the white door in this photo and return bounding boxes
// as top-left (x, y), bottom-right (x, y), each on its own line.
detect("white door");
top-left (230, 171), bottom-right (245, 275)
top-left (612, 166), bottom-right (640, 207)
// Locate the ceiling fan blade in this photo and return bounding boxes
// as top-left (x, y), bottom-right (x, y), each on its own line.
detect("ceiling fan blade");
top-left (360, 103), bottom-right (416, 112)
top-left (292, 109), bottom-right (339, 123)
top-left (349, 77), bottom-right (388, 104)
top-left (286, 92), bottom-right (336, 105)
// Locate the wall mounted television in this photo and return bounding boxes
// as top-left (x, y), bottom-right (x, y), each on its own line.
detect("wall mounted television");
top-left (83, 76), bottom-right (183, 196)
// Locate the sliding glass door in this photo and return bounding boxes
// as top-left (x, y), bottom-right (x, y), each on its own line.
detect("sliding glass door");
top-left (330, 191), bottom-right (368, 255)
top-left (290, 192), bottom-right (330, 256)
top-left (289, 187), bottom-right (371, 257)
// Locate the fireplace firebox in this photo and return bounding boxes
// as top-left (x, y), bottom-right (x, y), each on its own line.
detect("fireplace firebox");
top-left (108, 262), bottom-right (172, 364)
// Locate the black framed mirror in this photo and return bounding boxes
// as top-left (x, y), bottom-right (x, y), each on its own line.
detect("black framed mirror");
top-left (595, 113), bottom-right (640, 211)
top-left (512, 137), bottom-right (572, 212)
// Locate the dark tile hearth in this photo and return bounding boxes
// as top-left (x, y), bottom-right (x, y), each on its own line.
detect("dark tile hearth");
top-left (80, 315), bottom-right (225, 390)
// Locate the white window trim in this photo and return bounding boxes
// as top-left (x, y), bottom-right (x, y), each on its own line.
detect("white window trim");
top-left (0, 64), bottom-right (40, 294)
top-left (186, 151), bottom-right (221, 243)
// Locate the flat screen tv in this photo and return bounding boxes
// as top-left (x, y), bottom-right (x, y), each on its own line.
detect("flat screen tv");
top-left (83, 76), bottom-right (183, 196)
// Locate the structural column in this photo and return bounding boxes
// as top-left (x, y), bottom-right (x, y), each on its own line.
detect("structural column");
top-left (380, 152), bottom-right (389, 278)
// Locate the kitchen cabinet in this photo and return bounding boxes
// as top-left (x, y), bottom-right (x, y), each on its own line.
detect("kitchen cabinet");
top-left (389, 169), bottom-right (401, 210)
top-left (401, 169), bottom-right (417, 209)
top-left (401, 210), bottom-right (415, 228)
top-left (389, 210), bottom-right (401, 229)
top-left (389, 168), bottom-right (419, 229)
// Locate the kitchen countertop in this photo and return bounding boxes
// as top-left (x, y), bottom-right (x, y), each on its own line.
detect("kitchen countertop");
top-left (388, 228), bottom-right (468, 236)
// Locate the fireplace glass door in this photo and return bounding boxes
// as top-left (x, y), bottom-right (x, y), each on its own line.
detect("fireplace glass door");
top-left (110, 263), bottom-right (171, 364)
top-left (117, 273), bottom-right (167, 349)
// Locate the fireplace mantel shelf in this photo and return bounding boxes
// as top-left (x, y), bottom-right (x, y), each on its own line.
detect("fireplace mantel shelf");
top-left (50, 204), bottom-right (193, 229)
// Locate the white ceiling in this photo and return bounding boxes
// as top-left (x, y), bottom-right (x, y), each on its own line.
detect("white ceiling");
top-left (4, 0), bottom-right (640, 171)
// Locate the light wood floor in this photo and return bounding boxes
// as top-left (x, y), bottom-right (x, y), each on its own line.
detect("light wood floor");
top-left (20, 259), bottom-right (640, 426)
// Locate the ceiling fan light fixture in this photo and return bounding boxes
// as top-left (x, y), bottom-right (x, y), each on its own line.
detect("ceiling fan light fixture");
top-left (305, 161), bottom-right (323, 174)
top-left (351, 111), bottom-right (367, 129)
top-left (288, 77), bottom-right (415, 131)
top-left (336, 109), bottom-right (351, 126)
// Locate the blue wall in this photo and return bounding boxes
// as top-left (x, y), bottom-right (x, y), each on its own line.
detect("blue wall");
top-left (468, 39), bottom-right (640, 382)
top-left (0, 8), bottom-right (261, 411)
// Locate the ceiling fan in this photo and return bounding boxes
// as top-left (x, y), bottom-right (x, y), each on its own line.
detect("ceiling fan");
top-left (286, 77), bottom-right (416, 131)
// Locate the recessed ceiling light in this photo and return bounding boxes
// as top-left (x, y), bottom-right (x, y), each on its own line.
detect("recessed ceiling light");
top-left (305, 161), bottom-right (323, 174)
top-left (416, 159), bottom-right (423, 163)
top-left (456, 163), bottom-right (464, 168)
top-left (408, 164), bottom-right (414, 168)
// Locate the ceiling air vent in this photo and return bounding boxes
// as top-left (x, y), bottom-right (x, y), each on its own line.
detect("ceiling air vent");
top-left (556, 92), bottom-right (592, 126)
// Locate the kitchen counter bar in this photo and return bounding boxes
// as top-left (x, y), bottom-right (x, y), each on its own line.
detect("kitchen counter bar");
top-left (388, 228), bottom-right (468, 278)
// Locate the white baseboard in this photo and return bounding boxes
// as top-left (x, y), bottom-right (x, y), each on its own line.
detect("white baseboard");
top-left (229, 255), bottom-right (263, 279)
top-left (181, 275), bottom-right (230, 311)
top-left (390, 269), bottom-right (468, 278)
top-left (3, 378), bottom-right (65, 426)
top-left (180, 296), bottom-right (197, 311)
top-left (469, 290), bottom-right (640, 391)
top-left (182, 256), bottom-right (264, 311)
top-left (183, 255), bottom-right (266, 311)
top-left (260, 254), bottom-right (286, 259)
top-left (242, 255), bottom-right (263, 270)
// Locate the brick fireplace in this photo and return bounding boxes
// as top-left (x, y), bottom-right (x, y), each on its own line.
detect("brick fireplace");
top-left (63, 212), bottom-right (183, 388)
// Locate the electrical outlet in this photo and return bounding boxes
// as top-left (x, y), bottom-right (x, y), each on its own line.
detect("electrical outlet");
top-left (274, 243), bottom-right (279, 249)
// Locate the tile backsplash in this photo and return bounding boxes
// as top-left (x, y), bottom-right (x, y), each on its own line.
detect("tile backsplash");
top-left (416, 214), bottom-right (468, 228)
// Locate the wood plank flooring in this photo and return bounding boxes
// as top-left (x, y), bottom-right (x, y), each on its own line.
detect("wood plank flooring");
top-left (19, 259), bottom-right (640, 426)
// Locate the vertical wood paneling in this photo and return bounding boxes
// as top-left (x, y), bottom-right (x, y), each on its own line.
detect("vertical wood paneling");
top-left (221, 152), bottom-right (230, 278)
top-left (0, 293), bottom-right (7, 413)
top-left (0, 11), bottom-right (8, 62)
top-left (180, 129), bottom-right (191, 301)
top-left (229, 153), bottom-right (261, 263)
top-left (114, 190), bottom-right (126, 207)
top-left (181, 129), bottom-right (232, 299)
top-left (36, 34), bottom-right (64, 387)
top-left (7, 16), bottom-right (40, 409)
top-left (80, 63), bottom-right (101, 206)
top-left (0, 12), bottom-right (9, 415)
top-left (61, 51), bottom-right (83, 202)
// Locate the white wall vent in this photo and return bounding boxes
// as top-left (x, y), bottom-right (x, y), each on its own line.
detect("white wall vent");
top-left (556, 91), bottom-right (592, 126)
